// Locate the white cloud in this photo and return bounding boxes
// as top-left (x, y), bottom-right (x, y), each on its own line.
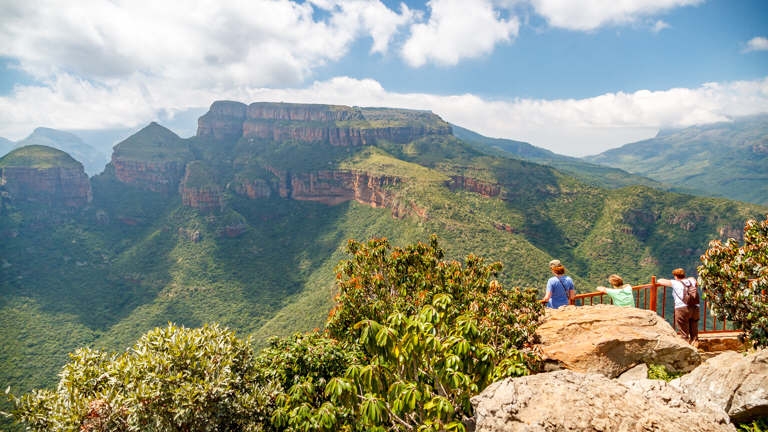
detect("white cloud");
top-left (3, 74), bottom-right (767, 157)
top-left (651, 20), bottom-right (670, 33)
top-left (401, 0), bottom-right (519, 67)
top-left (0, 0), bottom-right (412, 87)
top-left (744, 37), bottom-right (768, 52)
top-left (529, 0), bottom-right (702, 31)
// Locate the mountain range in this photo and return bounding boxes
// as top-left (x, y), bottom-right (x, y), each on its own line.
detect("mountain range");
top-left (0, 101), bottom-right (765, 422)
top-left (0, 128), bottom-right (110, 176)
top-left (586, 114), bottom-right (768, 205)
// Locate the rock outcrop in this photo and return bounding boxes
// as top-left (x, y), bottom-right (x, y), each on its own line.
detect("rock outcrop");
top-left (0, 145), bottom-right (92, 208)
top-left (179, 162), bottom-right (223, 212)
top-left (447, 176), bottom-right (501, 198)
top-left (197, 101), bottom-right (452, 146)
top-left (672, 349), bottom-right (768, 423)
top-left (111, 123), bottom-right (192, 193)
top-left (113, 159), bottom-right (187, 194)
top-left (535, 305), bottom-right (700, 378)
top-left (290, 170), bottom-right (400, 208)
top-left (232, 167), bottom-right (414, 217)
top-left (471, 370), bottom-right (735, 432)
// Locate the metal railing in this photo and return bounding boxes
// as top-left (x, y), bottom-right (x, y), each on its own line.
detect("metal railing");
top-left (558, 276), bottom-right (741, 334)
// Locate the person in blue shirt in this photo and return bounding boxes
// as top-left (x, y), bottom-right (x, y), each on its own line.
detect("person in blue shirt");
top-left (542, 259), bottom-right (575, 308)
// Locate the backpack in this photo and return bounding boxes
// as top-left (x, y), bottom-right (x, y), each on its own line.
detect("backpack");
top-left (680, 278), bottom-right (699, 307)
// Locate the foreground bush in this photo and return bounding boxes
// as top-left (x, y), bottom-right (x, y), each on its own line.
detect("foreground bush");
top-left (699, 215), bottom-right (768, 348)
top-left (6, 324), bottom-right (263, 431)
top-left (6, 236), bottom-right (543, 431)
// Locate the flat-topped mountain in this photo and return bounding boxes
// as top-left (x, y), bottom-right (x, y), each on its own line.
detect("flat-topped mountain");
top-left (1, 100), bottom-right (764, 416)
top-left (585, 114), bottom-right (768, 205)
top-left (0, 145), bottom-right (92, 208)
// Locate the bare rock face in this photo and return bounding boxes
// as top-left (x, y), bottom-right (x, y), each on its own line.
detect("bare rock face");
top-left (672, 349), bottom-right (768, 423)
top-left (179, 162), bottom-right (223, 212)
top-left (535, 305), bottom-right (700, 378)
top-left (471, 370), bottom-right (735, 432)
top-left (290, 170), bottom-right (400, 208)
top-left (230, 178), bottom-right (272, 199)
top-left (447, 176), bottom-right (501, 198)
top-left (197, 101), bottom-right (452, 147)
top-left (112, 159), bottom-right (187, 194)
top-left (196, 100), bottom-right (247, 140)
top-left (1, 166), bottom-right (92, 208)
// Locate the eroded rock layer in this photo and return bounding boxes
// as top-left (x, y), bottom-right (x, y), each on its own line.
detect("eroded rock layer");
top-left (112, 159), bottom-right (187, 194)
top-left (1, 166), bottom-right (91, 208)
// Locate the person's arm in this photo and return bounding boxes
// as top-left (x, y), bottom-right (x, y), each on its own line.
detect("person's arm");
top-left (542, 280), bottom-right (552, 302)
top-left (569, 278), bottom-right (575, 301)
top-left (596, 286), bottom-right (608, 293)
top-left (657, 278), bottom-right (672, 287)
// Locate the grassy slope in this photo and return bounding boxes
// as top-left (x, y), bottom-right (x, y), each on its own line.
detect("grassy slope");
top-left (0, 145), bottom-right (82, 169)
top-left (585, 114), bottom-right (768, 205)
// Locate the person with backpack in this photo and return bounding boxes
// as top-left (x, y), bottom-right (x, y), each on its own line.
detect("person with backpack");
top-left (658, 268), bottom-right (700, 346)
top-left (542, 259), bottom-right (575, 309)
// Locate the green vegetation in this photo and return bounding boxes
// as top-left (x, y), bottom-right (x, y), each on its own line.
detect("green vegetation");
top-left (585, 114), bottom-right (768, 205)
top-left (0, 145), bottom-right (82, 169)
top-left (15, 127), bottom-right (109, 175)
top-left (740, 418), bottom-right (768, 432)
top-left (1, 104), bottom-right (767, 430)
top-left (699, 214), bottom-right (768, 348)
top-left (647, 364), bottom-right (685, 382)
top-left (7, 237), bottom-right (542, 432)
top-left (451, 123), bottom-right (681, 191)
top-left (181, 160), bottom-right (217, 188)
top-left (111, 122), bottom-right (192, 162)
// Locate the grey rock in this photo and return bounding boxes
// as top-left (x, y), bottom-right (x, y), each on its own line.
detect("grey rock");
top-left (471, 370), bottom-right (735, 432)
top-left (676, 349), bottom-right (768, 423)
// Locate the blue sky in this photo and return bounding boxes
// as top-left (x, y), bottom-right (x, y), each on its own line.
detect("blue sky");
top-left (0, 0), bottom-right (766, 155)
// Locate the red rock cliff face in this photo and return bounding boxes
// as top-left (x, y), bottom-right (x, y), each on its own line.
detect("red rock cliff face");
top-left (231, 167), bottom-right (423, 218)
top-left (197, 101), bottom-right (247, 140)
top-left (447, 175), bottom-right (501, 198)
top-left (112, 158), bottom-right (187, 194)
top-left (180, 186), bottom-right (222, 211)
top-left (197, 101), bottom-right (452, 146)
top-left (179, 163), bottom-right (223, 212)
top-left (290, 170), bottom-right (400, 207)
top-left (1, 166), bottom-right (92, 208)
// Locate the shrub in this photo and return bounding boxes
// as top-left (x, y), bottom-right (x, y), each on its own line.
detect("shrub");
top-left (6, 323), bottom-right (262, 431)
top-left (698, 215), bottom-right (768, 348)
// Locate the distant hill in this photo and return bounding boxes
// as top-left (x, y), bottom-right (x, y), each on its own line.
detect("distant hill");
top-left (452, 124), bottom-right (682, 192)
top-left (1, 101), bottom-right (764, 425)
top-left (15, 127), bottom-right (110, 175)
top-left (0, 137), bottom-right (14, 157)
top-left (585, 114), bottom-right (768, 205)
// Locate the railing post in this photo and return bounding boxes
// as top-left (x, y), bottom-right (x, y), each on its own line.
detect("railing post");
top-left (650, 276), bottom-right (657, 313)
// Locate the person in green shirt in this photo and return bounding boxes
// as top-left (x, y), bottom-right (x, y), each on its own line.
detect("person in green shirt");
top-left (596, 274), bottom-right (634, 307)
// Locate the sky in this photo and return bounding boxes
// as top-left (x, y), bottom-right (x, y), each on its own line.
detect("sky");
top-left (0, 0), bottom-right (767, 156)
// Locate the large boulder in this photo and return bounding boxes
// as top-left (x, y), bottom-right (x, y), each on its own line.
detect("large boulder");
top-left (672, 349), bottom-right (768, 423)
top-left (535, 305), bottom-right (700, 377)
top-left (471, 370), bottom-right (735, 432)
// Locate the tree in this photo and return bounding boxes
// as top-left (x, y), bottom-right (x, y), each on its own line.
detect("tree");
top-left (322, 236), bottom-right (543, 431)
top-left (698, 215), bottom-right (768, 348)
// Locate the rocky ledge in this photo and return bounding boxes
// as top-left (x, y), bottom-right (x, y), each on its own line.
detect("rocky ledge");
top-left (113, 158), bottom-right (187, 194)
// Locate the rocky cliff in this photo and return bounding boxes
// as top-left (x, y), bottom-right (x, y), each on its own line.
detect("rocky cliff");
top-left (0, 145), bottom-right (92, 208)
top-left (231, 168), bottom-right (416, 217)
top-left (179, 161), bottom-right (223, 212)
top-left (198, 101), bottom-right (452, 146)
top-left (111, 123), bottom-right (192, 193)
